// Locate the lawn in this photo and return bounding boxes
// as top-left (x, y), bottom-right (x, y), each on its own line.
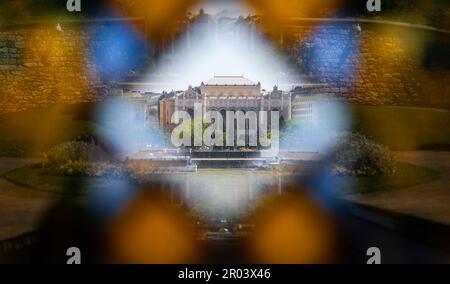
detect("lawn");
top-left (351, 105), bottom-right (450, 150)
top-left (2, 161), bottom-right (439, 195)
top-left (2, 163), bottom-right (126, 195)
top-left (0, 103), bottom-right (101, 157)
top-left (329, 161), bottom-right (440, 194)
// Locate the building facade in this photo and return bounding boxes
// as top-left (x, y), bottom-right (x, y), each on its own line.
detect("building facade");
top-left (159, 75), bottom-right (292, 133)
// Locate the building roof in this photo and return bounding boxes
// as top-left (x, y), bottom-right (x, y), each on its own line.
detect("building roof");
top-left (203, 75), bottom-right (258, 86)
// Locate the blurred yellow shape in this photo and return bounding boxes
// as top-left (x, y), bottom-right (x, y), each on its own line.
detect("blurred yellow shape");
top-left (246, 191), bottom-right (338, 264)
top-left (107, 190), bottom-right (200, 264)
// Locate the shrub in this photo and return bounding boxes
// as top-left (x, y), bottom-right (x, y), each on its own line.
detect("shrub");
top-left (51, 160), bottom-right (88, 176)
top-left (46, 141), bottom-right (108, 176)
top-left (327, 133), bottom-right (396, 176)
top-left (47, 141), bottom-right (107, 165)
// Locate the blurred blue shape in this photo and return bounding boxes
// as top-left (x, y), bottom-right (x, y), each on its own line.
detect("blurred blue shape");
top-left (97, 98), bottom-right (167, 155)
top-left (304, 23), bottom-right (360, 84)
top-left (89, 21), bottom-right (148, 80)
top-left (88, 179), bottom-right (137, 221)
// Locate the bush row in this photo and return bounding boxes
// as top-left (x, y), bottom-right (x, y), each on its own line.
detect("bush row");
top-left (326, 133), bottom-right (396, 176)
top-left (46, 134), bottom-right (396, 178)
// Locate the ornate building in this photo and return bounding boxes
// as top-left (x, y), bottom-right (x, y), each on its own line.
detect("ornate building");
top-left (159, 75), bottom-right (291, 132)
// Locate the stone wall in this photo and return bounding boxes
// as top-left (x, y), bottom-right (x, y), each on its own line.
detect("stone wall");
top-left (0, 19), bottom-right (449, 114)
top-left (0, 24), bottom-right (111, 113)
top-left (288, 21), bottom-right (450, 108)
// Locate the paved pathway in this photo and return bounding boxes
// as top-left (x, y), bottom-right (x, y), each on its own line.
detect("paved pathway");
top-left (0, 158), bottom-right (58, 240)
top-left (344, 151), bottom-right (450, 225)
